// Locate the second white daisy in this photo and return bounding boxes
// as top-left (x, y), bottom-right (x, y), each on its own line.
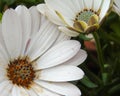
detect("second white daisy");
top-left (37, 0), bottom-right (112, 36)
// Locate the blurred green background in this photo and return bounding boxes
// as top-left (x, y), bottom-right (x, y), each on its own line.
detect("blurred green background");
top-left (0, 0), bottom-right (44, 12)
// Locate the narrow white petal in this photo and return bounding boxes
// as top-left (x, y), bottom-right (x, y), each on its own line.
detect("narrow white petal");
top-left (35, 80), bottom-right (81, 96)
top-left (0, 80), bottom-right (10, 93)
top-left (26, 88), bottom-right (38, 96)
top-left (113, 0), bottom-right (120, 15)
top-left (69, 0), bottom-right (83, 12)
top-left (45, 0), bottom-right (75, 15)
top-left (115, 0), bottom-right (120, 10)
top-left (45, 0), bottom-right (76, 19)
top-left (76, 0), bottom-right (85, 11)
top-left (15, 5), bottom-right (31, 55)
top-left (36, 40), bottom-right (80, 69)
top-left (0, 24), bottom-right (8, 53)
top-left (0, 66), bottom-right (7, 82)
top-left (0, 44), bottom-right (9, 66)
top-left (62, 49), bottom-right (87, 66)
top-left (12, 86), bottom-right (29, 96)
top-left (99, 0), bottom-right (111, 22)
top-left (113, 5), bottom-right (120, 15)
top-left (37, 4), bottom-right (64, 25)
top-left (59, 26), bottom-right (79, 37)
top-left (2, 9), bottom-right (22, 59)
top-left (84, 0), bottom-right (93, 9)
top-left (29, 6), bottom-right (41, 37)
top-left (37, 4), bottom-right (47, 15)
top-left (32, 83), bottom-right (60, 96)
top-left (0, 24), bottom-right (4, 46)
top-left (53, 32), bottom-right (71, 45)
top-left (11, 85), bottom-right (20, 96)
top-left (26, 16), bottom-right (60, 60)
top-left (0, 82), bottom-right (13, 96)
top-left (39, 65), bottom-right (84, 82)
top-left (93, 0), bottom-right (103, 11)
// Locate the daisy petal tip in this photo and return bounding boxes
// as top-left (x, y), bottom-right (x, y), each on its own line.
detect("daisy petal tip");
top-left (37, 4), bottom-right (46, 15)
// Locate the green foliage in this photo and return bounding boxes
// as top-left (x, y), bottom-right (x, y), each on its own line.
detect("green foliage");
top-left (81, 76), bottom-right (98, 88)
top-left (77, 12), bottom-right (120, 96)
top-left (3, 0), bottom-right (16, 5)
top-left (0, 13), bottom-right (2, 21)
top-left (0, 0), bottom-right (44, 12)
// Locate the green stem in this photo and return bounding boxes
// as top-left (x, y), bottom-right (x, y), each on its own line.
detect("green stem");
top-left (81, 65), bottom-right (102, 85)
top-left (92, 32), bottom-right (104, 74)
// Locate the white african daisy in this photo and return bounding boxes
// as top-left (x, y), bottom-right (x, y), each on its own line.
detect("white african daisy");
top-left (0, 5), bottom-right (87, 96)
top-left (113, 0), bottom-right (120, 15)
top-left (37, 0), bottom-right (112, 37)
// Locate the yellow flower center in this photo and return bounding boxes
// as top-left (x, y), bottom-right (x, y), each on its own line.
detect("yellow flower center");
top-left (7, 57), bottom-right (35, 88)
top-left (75, 9), bottom-right (98, 24)
top-left (72, 9), bottom-right (99, 33)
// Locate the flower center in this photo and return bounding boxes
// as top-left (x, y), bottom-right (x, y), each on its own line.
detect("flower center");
top-left (75, 9), bottom-right (98, 23)
top-left (7, 57), bottom-right (35, 88)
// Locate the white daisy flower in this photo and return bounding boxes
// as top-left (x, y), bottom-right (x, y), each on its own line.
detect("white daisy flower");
top-left (113, 0), bottom-right (120, 15)
top-left (0, 5), bottom-right (87, 96)
top-left (37, 0), bottom-right (112, 37)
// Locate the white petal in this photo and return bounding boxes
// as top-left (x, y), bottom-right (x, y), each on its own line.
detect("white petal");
top-left (45, 0), bottom-right (76, 24)
top-left (0, 66), bottom-right (7, 82)
top-left (2, 9), bottom-right (22, 59)
top-left (84, 0), bottom-right (93, 9)
top-left (35, 80), bottom-right (81, 96)
top-left (15, 5), bottom-right (31, 55)
top-left (93, 0), bottom-right (103, 11)
top-left (0, 44), bottom-right (9, 66)
top-left (37, 4), bottom-right (64, 25)
top-left (0, 24), bottom-right (8, 52)
top-left (113, 5), bottom-right (120, 15)
top-left (62, 49), bottom-right (87, 66)
top-left (11, 86), bottom-right (20, 96)
top-left (99, 0), bottom-right (111, 22)
top-left (36, 40), bottom-right (80, 69)
top-left (115, 0), bottom-right (120, 10)
top-left (59, 26), bottom-right (79, 37)
top-left (0, 24), bottom-right (4, 46)
top-left (113, 0), bottom-right (120, 16)
top-left (53, 32), bottom-right (71, 45)
top-left (39, 65), bottom-right (84, 82)
top-left (69, 0), bottom-right (83, 12)
top-left (37, 4), bottom-right (47, 15)
top-left (12, 86), bottom-right (29, 96)
top-left (29, 6), bottom-right (41, 37)
top-left (32, 83), bottom-right (60, 96)
top-left (0, 80), bottom-right (10, 93)
top-left (0, 81), bottom-right (13, 96)
top-left (26, 88), bottom-right (38, 96)
top-left (26, 16), bottom-right (60, 61)
top-left (75, 0), bottom-right (85, 11)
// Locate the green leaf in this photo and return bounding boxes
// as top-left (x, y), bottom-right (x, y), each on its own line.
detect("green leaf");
top-left (23, 0), bottom-right (36, 3)
top-left (108, 84), bottom-right (120, 95)
top-left (110, 22), bottom-right (120, 37)
top-left (81, 76), bottom-right (98, 88)
top-left (0, 13), bottom-right (2, 21)
top-left (102, 73), bottom-right (109, 85)
top-left (3, 0), bottom-right (16, 5)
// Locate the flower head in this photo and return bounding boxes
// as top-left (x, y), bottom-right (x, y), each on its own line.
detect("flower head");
top-left (0, 5), bottom-right (87, 96)
top-left (37, 0), bottom-right (112, 36)
top-left (113, 0), bottom-right (120, 15)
